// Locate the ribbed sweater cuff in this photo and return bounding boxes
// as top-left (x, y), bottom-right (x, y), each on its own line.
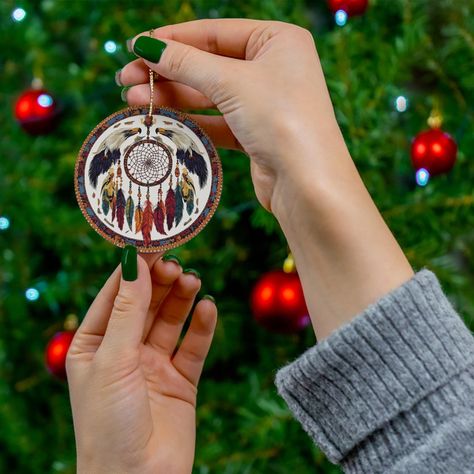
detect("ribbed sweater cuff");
top-left (275, 269), bottom-right (474, 468)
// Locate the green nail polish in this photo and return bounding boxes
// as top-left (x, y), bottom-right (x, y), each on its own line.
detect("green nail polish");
top-left (120, 87), bottom-right (129, 102)
top-left (183, 268), bottom-right (201, 279)
top-left (162, 254), bottom-right (181, 266)
top-left (115, 69), bottom-right (123, 87)
top-left (122, 245), bottom-right (137, 281)
top-left (133, 36), bottom-right (167, 63)
top-left (202, 294), bottom-right (216, 304)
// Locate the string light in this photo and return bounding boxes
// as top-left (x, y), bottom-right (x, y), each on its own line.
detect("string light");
top-left (0, 216), bottom-right (10, 230)
top-left (12, 7), bottom-right (26, 22)
top-left (395, 95), bottom-right (408, 112)
top-left (25, 288), bottom-right (40, 301)
top-left (415, 168), bottom-right (430, 187)
top-left (104, 40), bottom-right (117, 54)
top-left (37, 93), bottom-right (54, 108)
top-left (335, 9), bottom-right (348, 26)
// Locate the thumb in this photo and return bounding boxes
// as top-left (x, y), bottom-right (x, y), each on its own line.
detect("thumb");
top-left (131, 35), bottom-right (237, 104)
top-left (100, 246), bottom-right (152, 354)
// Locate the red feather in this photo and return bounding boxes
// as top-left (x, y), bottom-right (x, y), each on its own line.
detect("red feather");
top-left (116, 189), bottom-right (126, 230)
top-left (165, 187), bottom-right (176, 231)
top-left (111, 195), bottom-right (117, 222)
top-left (153, 199), bottom-right (166, 235)
top-left (141, 200), bottom-right (154, 246)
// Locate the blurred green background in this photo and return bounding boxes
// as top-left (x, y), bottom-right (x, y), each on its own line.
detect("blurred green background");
top-left (1, 0), bottom-right (473, 472)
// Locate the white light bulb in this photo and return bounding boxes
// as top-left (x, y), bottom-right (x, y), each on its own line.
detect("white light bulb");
top-left (104, 40), bottom-right (118, 54)
top-left (0, 216), bottom-right (10, 230)
top-left (37, 94), bottom-right (53, 108)
top-left (335, 10), bottom-right (348, 27)
top-left (25, 288), bottom-right (40, 301)
top-left (12, 7), bottom-right (26, 22)
top-left (416, 168), bottom-right (430, 187)
top-left (395, 95), bottom-right (408, 113)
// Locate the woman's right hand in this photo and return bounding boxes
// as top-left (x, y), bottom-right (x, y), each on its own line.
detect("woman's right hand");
top-left (119, 19), bottom-right (413, 341)
top-left (118, 19), bottom-right (348, 213)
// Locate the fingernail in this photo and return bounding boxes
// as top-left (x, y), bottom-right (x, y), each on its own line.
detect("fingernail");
top-left (202, 294), bottom-right (215, 304)
top-left (126, 37), bottom-right (134, 52)
top-left (121, 87), bottom-right (129, 102)
top-left (133, 36), bottom-right (167, 63)
top-left (183, 268), bottom-right (201, 279)
top-left (162, 254), bottom-right (181, 266)
top-left (122, 245), bottom-right (137, 281)
top-left (115, 69), bottom-right (123, 87)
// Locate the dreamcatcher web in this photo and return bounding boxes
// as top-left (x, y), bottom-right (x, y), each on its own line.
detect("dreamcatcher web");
top-left (124, 139), bottom-right (172, 186)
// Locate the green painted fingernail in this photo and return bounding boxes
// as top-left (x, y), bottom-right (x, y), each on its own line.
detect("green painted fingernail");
top-left (121, 87), bottom-right (129, 102)
top-left (183, 268), bottom-right (201, 279)
top-left (115, 69), bottom-right (123, 87)
top-left (133, 36), bottom-right (167, 63)
top-left (162, 254), bottom-right (181, 266)
top-left (202, 294), bottom-right (215, 303)
top-left (122, 245), bottom-right (137, 281)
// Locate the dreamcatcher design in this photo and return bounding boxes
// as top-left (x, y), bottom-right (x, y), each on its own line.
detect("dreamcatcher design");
top-left (75, 102), bottom-right (222, 252)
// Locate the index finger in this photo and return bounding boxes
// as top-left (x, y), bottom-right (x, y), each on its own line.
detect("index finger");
top-left (133, 18), bottom-right (265, 59)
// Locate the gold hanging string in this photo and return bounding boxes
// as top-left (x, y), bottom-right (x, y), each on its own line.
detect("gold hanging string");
top-left (148, 29), bottom-right (155, 117)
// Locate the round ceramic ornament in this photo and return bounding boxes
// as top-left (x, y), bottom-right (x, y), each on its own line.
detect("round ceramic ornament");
top-left (75, 103), bottom-right (222, 252)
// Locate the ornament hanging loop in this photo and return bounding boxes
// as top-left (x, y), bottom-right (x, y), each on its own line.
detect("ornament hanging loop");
top-left (148, 29), bottom-right (156, 118)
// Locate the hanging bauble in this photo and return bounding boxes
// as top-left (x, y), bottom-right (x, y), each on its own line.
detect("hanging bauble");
top-left (45, 314), bottom-right (78, 380)
top-left (14, 88), bottom-right (59, 135)
top-left (251, 268), bottom-right (310, 333)
top-left (45, 331), bottom-right (75, 379)
top-left (327, 0), bottom-right (369, 16)
top-left (411, 128), bottom-right (457, 176)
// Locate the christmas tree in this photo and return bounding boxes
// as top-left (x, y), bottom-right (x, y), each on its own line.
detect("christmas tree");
top-left (1, 0), bottom-right (473, 472)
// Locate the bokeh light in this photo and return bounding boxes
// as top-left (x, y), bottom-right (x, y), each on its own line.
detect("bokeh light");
top-left (335, 10), bottom-right (348, 26)
top-left (12, 7), bottom-right (26, 22)
top-left (395, 95), bottom-right (408, 112)
top-left (104, 40), bottom-right (117, 53)
top-left (416, 168), bottom-right (430, 187)
top-left (37, 93), bottom-right (54, 108)
top-left (25, 288), bottom-right (40, 301)
top-left (0, 216), bottom-right (10, 230)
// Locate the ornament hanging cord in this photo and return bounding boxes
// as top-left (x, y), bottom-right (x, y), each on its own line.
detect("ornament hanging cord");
top-left (148, 29), bottom-right (155, 117)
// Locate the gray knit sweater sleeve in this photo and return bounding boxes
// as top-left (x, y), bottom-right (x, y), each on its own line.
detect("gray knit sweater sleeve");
top-left (275, 270), bottom-right (474, 473)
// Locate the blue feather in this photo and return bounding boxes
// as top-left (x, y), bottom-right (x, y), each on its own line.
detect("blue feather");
top-left (186, 188), bottom-right (195, 215)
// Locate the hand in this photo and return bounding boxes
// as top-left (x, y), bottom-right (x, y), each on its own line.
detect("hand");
top-left (118, 19), bottom-right (413, 340)
top-left (118, 19), bottom-right (344, 213)
top-left (66, 251), bottom-right (217, 474)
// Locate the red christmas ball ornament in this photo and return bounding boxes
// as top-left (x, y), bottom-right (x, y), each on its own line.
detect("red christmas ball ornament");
top-left (45, 331), bottom-right (75, 379)
top-left (411, 128), bottom-right (457, 176)
top-left (251, 270), bottom-right (310, 333)
top-left (14, 88), bottom-right (59, 135)
top-left (328, 0), bottom-right (369, 16)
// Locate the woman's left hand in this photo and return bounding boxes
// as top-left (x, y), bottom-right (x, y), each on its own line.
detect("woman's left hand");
top-left (66, 249), bottom-right (217, 474)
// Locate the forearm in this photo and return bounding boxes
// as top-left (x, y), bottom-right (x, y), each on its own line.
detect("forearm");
top-left (271, 126), bottom-right (413, 340)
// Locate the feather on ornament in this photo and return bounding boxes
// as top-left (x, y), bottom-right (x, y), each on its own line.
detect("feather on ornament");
top-left (165, 187), bottom-right (176, 231)
top-left (116, 189), bottom-right (126, 230)
top-left (134, 205), bottom-right (143, 233)
top-left (111, 195), bottom-right (117, 222)
top-left (174, 184), bottom-right (184, 226)
top-left (154, 198), bottom-right (166, 235)
top-left (141, 200), bottom-right (154, 246)
top-left (186, 188), bottom-right (195, 215)
top-left (89, 148), bottom-right (120, 188)
top-left (125, 196), bottom-right (135, 230)
top-left (176, 148), bottom-right (208, 188)
top-left (101, 188), bottom-right (110, 215)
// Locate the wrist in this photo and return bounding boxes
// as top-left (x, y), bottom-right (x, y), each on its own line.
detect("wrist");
top-left (269, 134), bottom-right (413, 340)
top-left (270, 130), bottom-right (356, 225)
